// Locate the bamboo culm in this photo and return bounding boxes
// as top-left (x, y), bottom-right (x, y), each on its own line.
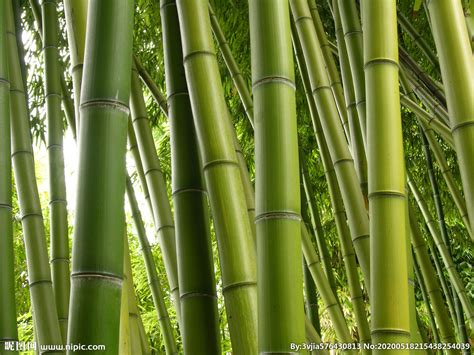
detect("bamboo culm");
top-left (6, 0), bottom-right (63, 351)
top-left (0, 1), bottom-right (19, 351)
top-left (40, 0), bottom-right (70, 342)
top-left (161, 0), bottom-right (221, 352)
top-left (67, 1), bottom-right (134, 352)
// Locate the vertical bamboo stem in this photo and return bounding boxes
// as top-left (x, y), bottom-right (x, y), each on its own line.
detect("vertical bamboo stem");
top-left (161, 0), bottom-right (220, 352)
top-left (68, 1), bottom-right (134, 352)
top-left (363, 0), bottom-right (410, 350)
top-left (0, 1), bottom-right (18, 350)
top-left (6, 0), bottom-right (63, 350)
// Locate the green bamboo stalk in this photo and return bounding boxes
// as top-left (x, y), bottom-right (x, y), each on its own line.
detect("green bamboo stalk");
top-left (427, 239), bottom-right (458, 341)
top-left (67, 1), bottom-right (134, 352)
top-left (0, 1), bottom-right (18, 352)
top-left (40, 0), bottom-right (70, 343)
top-left (399, 95), bottom-right (454, 147)
top-left (175, 1), bottom-right (258, 352)
top-left (6, 0), bottom-right (64, 351)
top-left (119, 267), bottom-right (131, 355)
top-left (303, 259), bottom-right (320, 336)
top-left (29, 0), bottom-right (77, 139)
top-left (397, 12), bottom-right (439, 69)
top-left (332, 0), bottom-right (368, 199)
top-left (129, 67), bottom-right (181, 325)
top-left (426, 0), bottom-right (474, 238)
top-left (249, 1), bottom-right (307, 351)
top-left (408, 173), bottom-right (474, 329)
top-left (133, 55), bottom-right (168, 116)
top-left (399, 47), bottom-right (445, 108)
top-left (399, 69), bottom-right (472, 237)
top-left (290, 0), bottom-right (371, 285)
top-left (413, 257), bottom-right (442, 346)
top-left (308, 0), bottom-right (350, 141)
top-left (405, 200), bottom-right (426, 352)
top-left (63, 0), bottom-right (87, 128)
top-left (208, 4), bottom-right (253, 126)
top-left (304, 318), bottom-right (328, 355)
top-left (137, 316), bottom-right (152, 355)
top-left (161, 1), bottom-right (220, 352)
top-left (207, 5), bottom-right (263, 242)
top-left (302, 224), bottom-right (355, 346)
top-left (301, 156), bottom-right (337, 293)
top-left (125, 177), bottom-right (177, 355)
top-left (124, 237), bottom-right (144, 355)
top-left (336, 0), bottom-right (367, 144)
top-left (363, 0), bottom-right (410, 350)
top-left (419, 124), bottom-right (470, 344)
top-left (292, 22), bottom-right (371, 349)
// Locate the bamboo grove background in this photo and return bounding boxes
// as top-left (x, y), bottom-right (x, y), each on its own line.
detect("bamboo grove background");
top-left (0, 0), bottom-right (473, 354)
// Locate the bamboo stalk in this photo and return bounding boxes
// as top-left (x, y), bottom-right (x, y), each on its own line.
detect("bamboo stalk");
top-left (363, 0), bottom-right (410, 350)
top-left (290, 0), bottom-right (371, 286)
top-left (308, 0), bottom-right (350, 141)
top-left (399, 69), bottom-right (472, 237)
top-left (397, 12), bottom-right (439, 69)
top-left (68, 1), bottom-right (134, 352)
top-left (29, 0), bottom-right (77, 139)
top-left (175, 1), bottom-right (258, 352)
top-left (249, 0), bottom-right (307, 351)
top-left (0, 1), bottom-right (18, 351)
top-left (133, 55), bottom-right (168, 116)
top-left (418, 123), bottom-right (470, 343)
top-left (6, 0), bottom-right (64, 351)
top-left (123, 237), bottom-right (144, 355)
top-left (399, 95), bottom-right (454, 147)
top-left (408, 173), bottom-right (474, 329)
top-left (413, 257), bottom-right (442, 346)
top-left (336, 0), bottom-right (367, 143)
top-left (426, 0), bottom-right (474, 238)
top-left (292, 21), bottom-right (371, 349)
top-left (301, 156), bottom-right (337, 293)
top-left (64, 0), bottom-right (87, 129)
top-left (130, 67), bottom-right (181, 324)
top-left (40, 0), bottom-right (70, 342)
top-left (302, 224), bottom-right (355, 346)
top-left (125, 177), bottom-right (177, 355)
top-left (208, 4), bottom-right (253, 126)
top-left (332, 0), bottom-right (368, 199)
top-left (161, 0), bottom-right (220, 352)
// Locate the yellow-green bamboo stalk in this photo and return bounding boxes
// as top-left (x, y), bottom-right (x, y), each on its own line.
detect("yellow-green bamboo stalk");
top-left (130, 67), bottom-right (181, 324)
top-left (249, 1), bottom-right (306, 351)
top-left (426, 0), bottom-right (474, 237)
top-left (290, 0), bottom-right (371, 285)
top-left (399, 69), bottom-right (472, 239)
top-left (332, 0), bottom-right (368, 200)
top-left (308, 0), bottom-right (350, 141)
top-left (336, 0), bottom-right (367, 144)
top-left (292, 21), bottom-right (371, 350)
top-left (302, 224), bottom-right (355, 347)
top-left (408, 173), bottom-right (474, 329)
top-left (176, 1), bottom-right (258, 352)
top-left (410, 205), bottom-right (457, 347)
top-left (363, 0), bottom-right (410, 350)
